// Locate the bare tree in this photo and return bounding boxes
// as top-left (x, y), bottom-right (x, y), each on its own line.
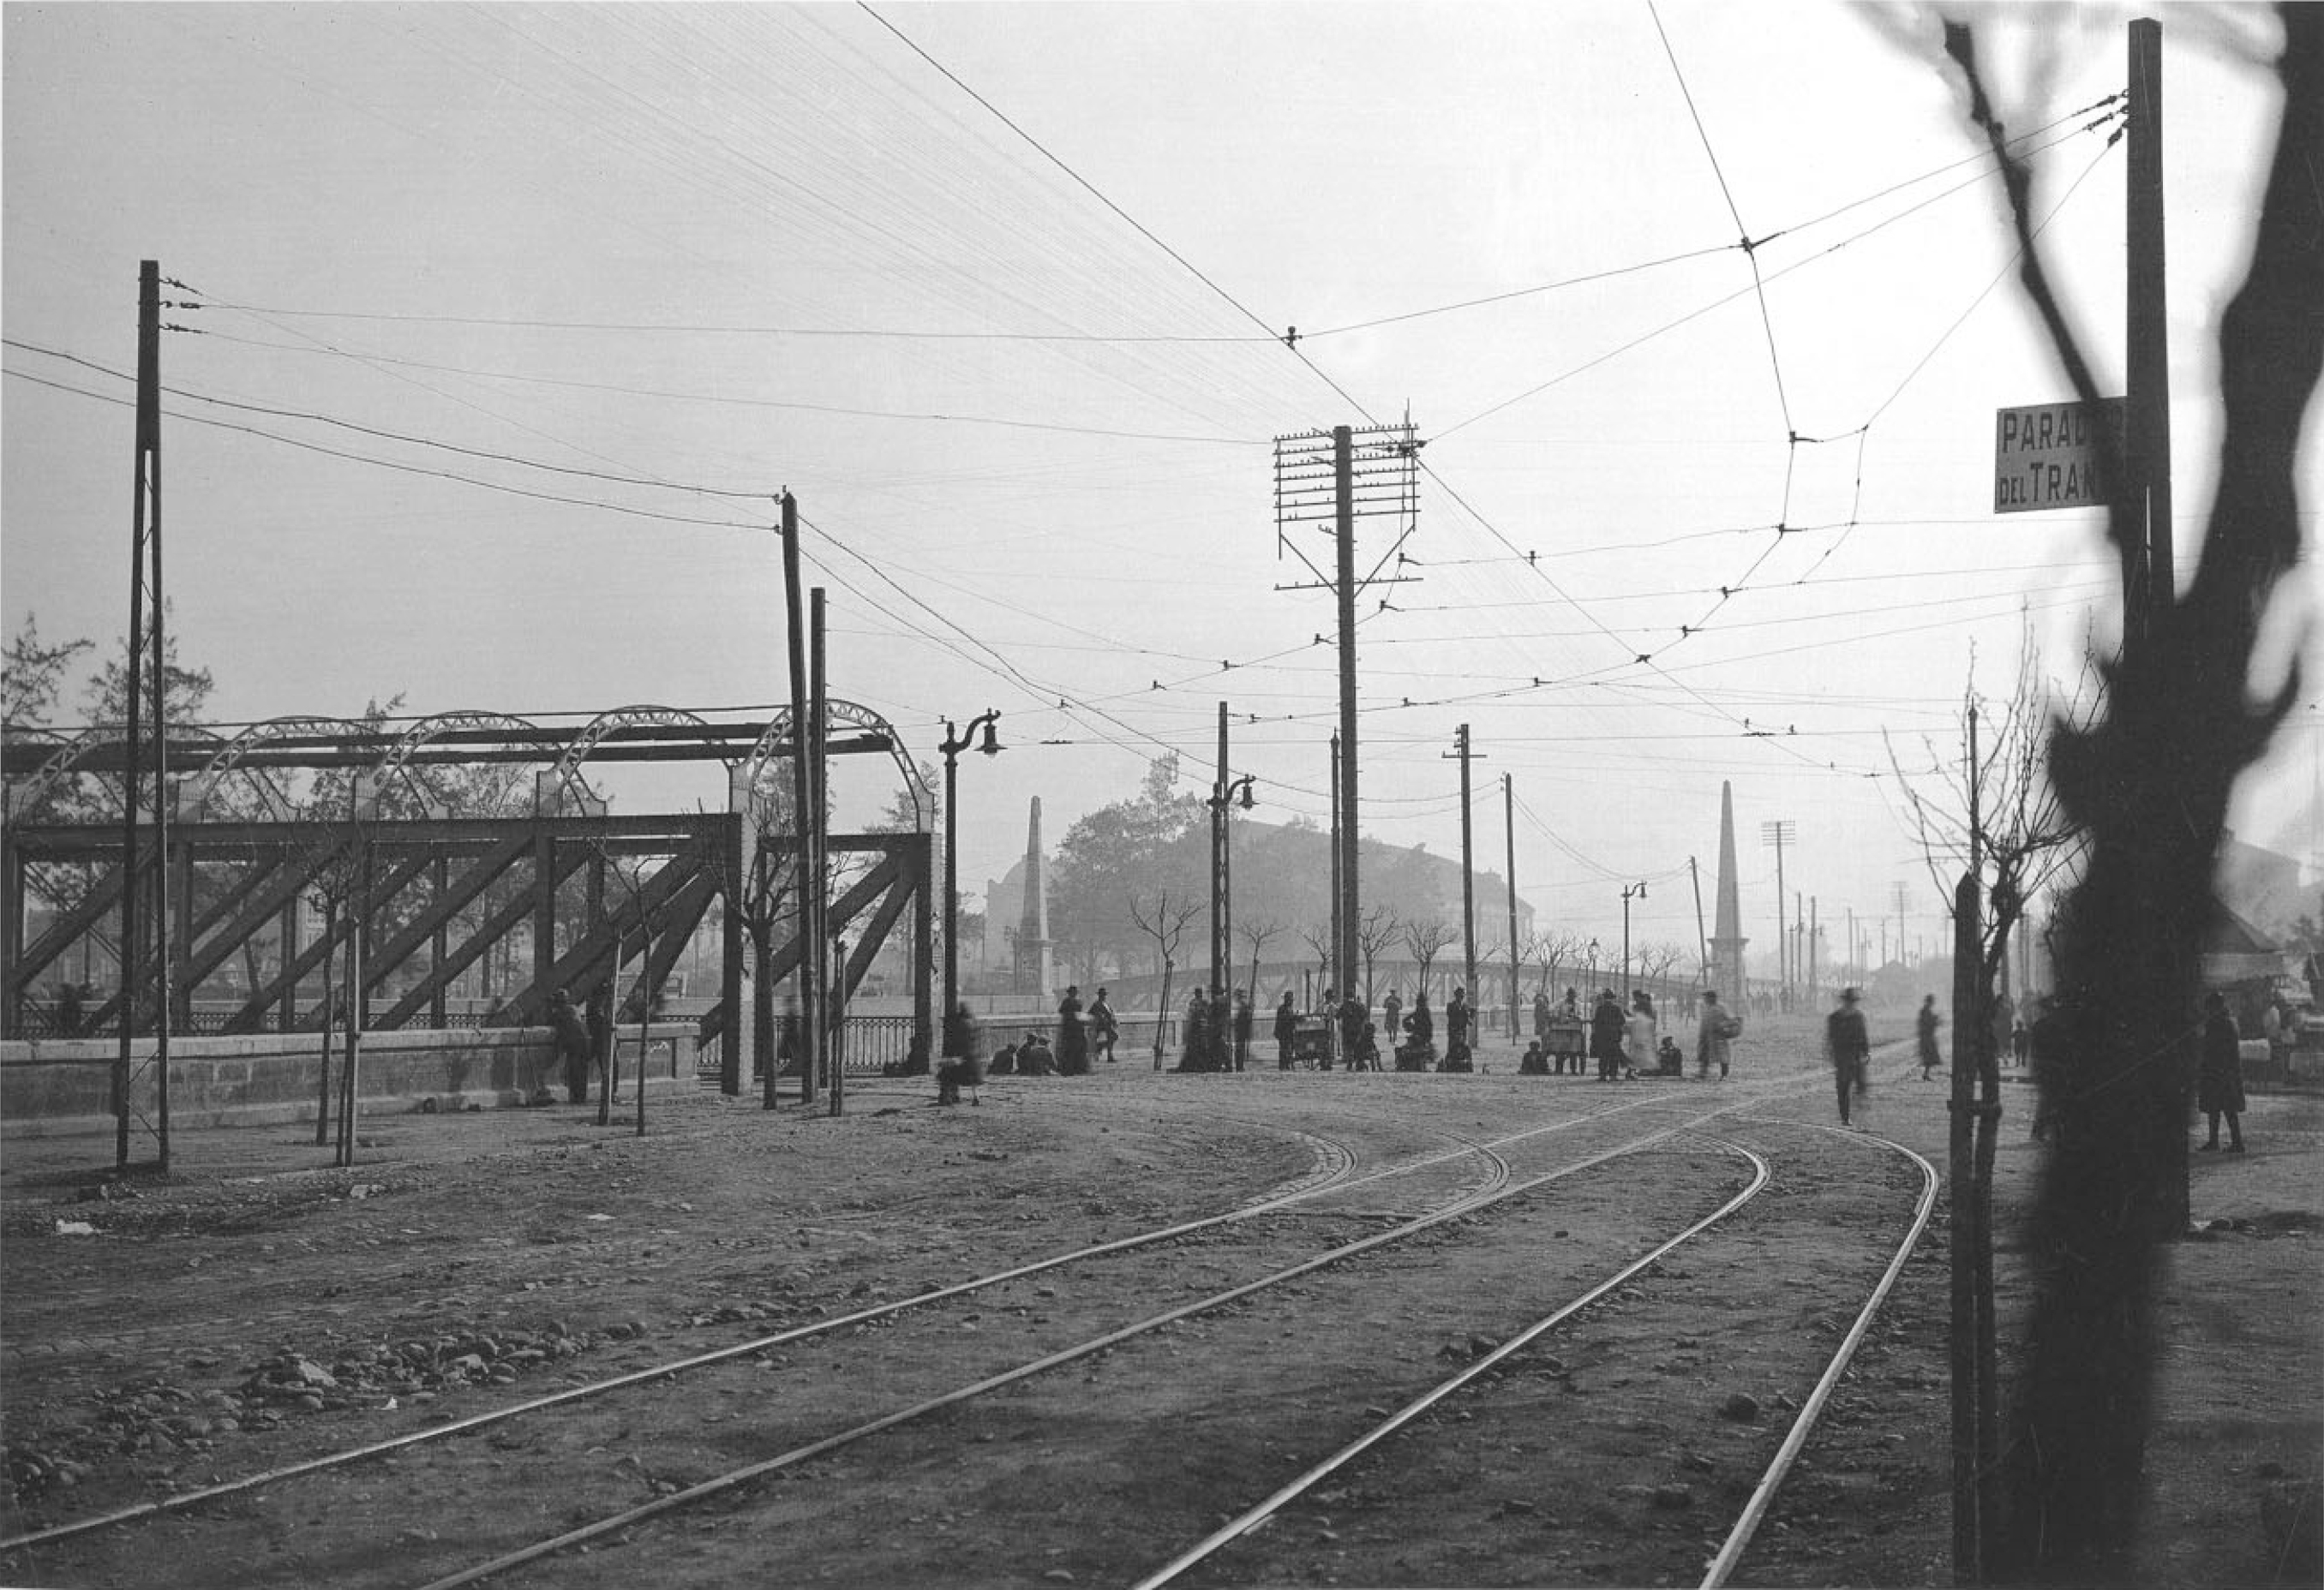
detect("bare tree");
top-left (1297, 920), bottom-right (1333, 995)
top-left (1400, 916), bottom-right (1457, 1000)
top-left (1933, 13), bottom-right (2323, 1580)
top-left (1129, 889), bottom-right (1200, 1067)
top-left (1637, 941), bottom-right (1687, 995)
top-left (1354, 904), bottom-right (1402, 1002)
top-left (1236, 915), bottom-right (1285, 1001)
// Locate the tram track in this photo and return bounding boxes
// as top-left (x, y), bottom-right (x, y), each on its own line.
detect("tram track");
top-left (0, 1083), bottom-right (1672, 1560)
top-left (3, 1085), bottom-right (1785, 1587)
top-left (1131, 1116), bottom-right (1939, 1590)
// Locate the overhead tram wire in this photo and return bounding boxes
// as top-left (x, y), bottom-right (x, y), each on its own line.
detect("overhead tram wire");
top-left (2, 338), bottom-right (778, 502)
top-left (851, 0), bottom-right (1381, 429)
top-left (1430, 112), bottom-right (2110, 445)
top-left (0, 368), bottom-right (770, 535)
top-left (184, 99), bottom-right (2109, 356)
top-left (190, 331), bottom-right (1260, 447)
top-left (1788, 133), bottom-right (2124, 589)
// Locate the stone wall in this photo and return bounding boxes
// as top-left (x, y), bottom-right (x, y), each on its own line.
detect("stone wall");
top-left (0, 1025), bottom-right (695, 1138)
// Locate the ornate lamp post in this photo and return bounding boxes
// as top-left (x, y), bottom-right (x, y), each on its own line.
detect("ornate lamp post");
top-left (1621, 882), bottom-right (1649, 995)
top-left (938, 711), bottom-right (1002, 1045)
top-left (1209, 773), bottom-right (1256, 1003)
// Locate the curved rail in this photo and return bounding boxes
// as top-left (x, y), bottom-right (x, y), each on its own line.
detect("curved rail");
top-left (1127, 1136), bottom-right (1774, 1590)
top-left (0, 1109), bottom-right (1548, 1551)
top-left (415, 1116), bottom-right (1748, 1590)
top-left (1698, 1119), bottom-right (1941, 1588)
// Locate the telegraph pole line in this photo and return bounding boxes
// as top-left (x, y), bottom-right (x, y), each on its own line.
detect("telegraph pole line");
top-left (117, 260), bottom-right (170, 1173)
top-left (1327, 732), bottom-right (1343, 1004)
top-left (1761, 820), bottom-right (1795, 1008)
top-left (1273, 421), bottom-right (1422, 1020)
top-left (1503, 774), bottom-right (1520, 1041)
top-left (2125, 15), bottom-right (2173, 652)
top-left (1332, 427), bottom-right (1360, 1002)
top-left (1446, 724), bottom-right (1479, 1001)
top-left (1213, 702), bottom-right (1230, 1006)
top-left (1689, 858), bottom-right (1709, 989)
top-left (780, 493), bottom-right (817, 1107)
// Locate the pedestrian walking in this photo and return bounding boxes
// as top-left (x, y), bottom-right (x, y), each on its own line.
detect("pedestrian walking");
top-left (1696, 989), bottom-right (1739, 1079)
top-left (1532, 988), bottom-right (1553, 1046)
top-left (1232, 989), bottom-right (1254, 1072)
top-left (2197, 990), bottom-right (2248, 1153)
top-left (1917, 994), bottom-right (1943, 1080)
top-left (1381, 989), bottom-right (1404, 1053)
top-left (1089, 987), bottom-right (1118, 1064)
top-left (1317, 989), bottom-right (1337, 1070)
top-left (1827, 987), bottom-right (1871, 1126)
top-left (1340, 989), bottom-right (1369, 1073)
top-left (1273, 990), bottom-right (1298, 1070)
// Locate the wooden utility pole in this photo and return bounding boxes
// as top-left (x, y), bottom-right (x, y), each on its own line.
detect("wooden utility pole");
top-left (1333, 427), bottom-right (1360, 1007)
top-left (1503, 774), bottom-right (1520, 1040)
top-left (1212, 701), bottom-right (1230, 1007)
top-left (2124, 15), bottom-right (2173, 650)
top-left (780, 493), bottom-right (818, 1106)
top-left (1328, 732), bottom-right (1342, 1005)
top-left (1449, 723), bottom-right (1476, 1000)
top-left (812, 589), bottom-right (836, 1117)
top-left (117, 260), bottom-right (169, 1172)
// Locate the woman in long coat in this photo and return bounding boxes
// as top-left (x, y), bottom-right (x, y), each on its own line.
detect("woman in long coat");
top-left (2197, 991), bottom-right (2247, 1152)
top-left (1623, 990), bottom-right (1656, 1079)
top-left (1590, 989), bottom-right (1626, 1081)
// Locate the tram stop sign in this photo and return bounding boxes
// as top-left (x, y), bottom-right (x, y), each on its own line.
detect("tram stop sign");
top-left (1992, 397), bottom-right (2125, 513)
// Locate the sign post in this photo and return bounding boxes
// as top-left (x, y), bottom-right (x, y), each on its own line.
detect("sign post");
top-left (1992, 398), bottom-right (2125, 514)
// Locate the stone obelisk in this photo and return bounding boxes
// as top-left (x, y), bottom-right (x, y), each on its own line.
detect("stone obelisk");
top-left (1014, 797), bottom-right (1052, 996)
top-left (1710, 781), bottom-right (1750, 999)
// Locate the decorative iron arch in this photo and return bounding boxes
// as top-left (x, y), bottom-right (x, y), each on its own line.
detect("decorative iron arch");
top-left (370, 710), bottom-right (574, 814)
top-left (177, 715), bottom-right (368, 821)
top-left (736, 700), bottom-right (930, 832)
top-left (546, 705), bottom-right (719, 794)
top-left (3, 725), bottom-right (226, 828)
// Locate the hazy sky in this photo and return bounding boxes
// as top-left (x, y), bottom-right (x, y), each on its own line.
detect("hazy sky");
top-left (4, 2), bottom-right (2316, 969)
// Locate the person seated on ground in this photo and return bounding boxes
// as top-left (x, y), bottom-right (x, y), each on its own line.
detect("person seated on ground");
top-left (1520, 1037), bottom-right (1549, 1075)
top-left (1017, 1031), bottom-right (1057, 1077)
top-left (936, 1002), bottom-right (985, 1105)
top-left (987, 1038), bottom-right (1019, 1077)
top-left (1351, 1019), bottom-right (1382, 1072)
top-left (1437, 1037), bottom-right (1474, 1073)
top-left (1656, 1034), bottom-right (1686, 1076)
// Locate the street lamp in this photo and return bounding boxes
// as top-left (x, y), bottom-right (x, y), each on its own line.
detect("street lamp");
top-left (938, 710), bottom-right (1002, 1048)
top-left (1210, 774), bottom-right (1257, 1007)
top-left (1621, 882), bottom-right (1648, 995)
top-left (1587, 936), bottom-right (1600, 993)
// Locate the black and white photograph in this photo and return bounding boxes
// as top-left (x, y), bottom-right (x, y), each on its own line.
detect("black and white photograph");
top-left (3, 4), bottom-right (2319, 1586)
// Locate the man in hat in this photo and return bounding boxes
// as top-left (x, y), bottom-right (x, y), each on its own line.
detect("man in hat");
top-left (1590, 989), bottom-right (1626, 1081)
top-left (1696, 989), bottom-right (1739, 1079)
top-left (1089, 987), bottom-right (1119, 1064)
top-left (1827, 987), bottom-right (1871, 1126)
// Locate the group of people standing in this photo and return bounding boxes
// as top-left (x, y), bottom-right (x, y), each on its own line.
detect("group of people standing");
top-left (1179, 985), bottom-right (1255, 1072)
top-left (935, 984), bottom-right (1121, 1103)
top-left (1514, 986), bottom-right (1739, 1082)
